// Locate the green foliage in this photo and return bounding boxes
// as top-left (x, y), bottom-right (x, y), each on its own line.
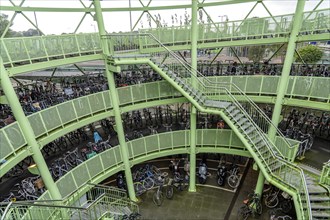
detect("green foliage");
top-left (247, 45), bottom-right (267, 63)
top-left (295, 45), bottom-right (323, 63)
top-left (0, 13), bottom-right (12, 38)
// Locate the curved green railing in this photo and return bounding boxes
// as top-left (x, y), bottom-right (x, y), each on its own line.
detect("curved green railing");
top-left (37, 129), bottom-right (248, 200)
top-left (0, 33), bottom-right (101, 67)
top-left (138, 8), bottom-right (329, 48)
top-left (1, 76), bottom-right (323, 177)
top-left (319, 161), bottom-right (330, 193)
top-left (1, 8), bottom-right (329, 73)
top-left (109, 33), bottom-right (311, 218)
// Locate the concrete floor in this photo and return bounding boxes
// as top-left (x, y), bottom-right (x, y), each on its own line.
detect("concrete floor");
top-left (137, 164), bottom-right (277, 220)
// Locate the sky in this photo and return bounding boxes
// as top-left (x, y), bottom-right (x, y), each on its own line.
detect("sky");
top-left (0, 0), bottom-right (329, 35)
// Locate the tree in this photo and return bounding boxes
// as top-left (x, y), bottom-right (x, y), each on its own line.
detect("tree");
top-left (0, 13), bottom-right (12, 38)
top-left (247, 45), bottom-right (266, 63)
top-left (295, 45), bottom-right (323, 63)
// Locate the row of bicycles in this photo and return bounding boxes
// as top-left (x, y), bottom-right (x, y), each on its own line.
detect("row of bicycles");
top-left (196, 61), bottom-right (329, 77)
top-left (238, 185), bottom-right (294, 220)
top-left (0, 176), bottom-right (45, 202)
top-left (1, 59), bottom-right (328, 129)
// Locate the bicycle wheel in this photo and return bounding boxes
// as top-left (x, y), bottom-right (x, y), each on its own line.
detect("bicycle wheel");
top-left (237, 206), bottom-right (250, 220)
top-left (228, 175), bottom-right (240, 188)
top-left (217, 176), bottom-right (225, 186)
top-left (280, 200), bottom-right (293, 214)
top-left (152, 190), bottom-right (164, 206)
top-left (165, 185), bottom-right (174, 199)
top-left (255, 199), bottom-right (262, 215)
top-left (265, 195), bottom-right (279, 208)
top-left (142, 177), bottom-right (154, 190)
top-left (133, 182), bottom-right (145, 196)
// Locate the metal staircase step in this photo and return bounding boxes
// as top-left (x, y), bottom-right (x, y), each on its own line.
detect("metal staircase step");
top-left (309, 194), bottom-right (330, 202)
top-left (113, 54), bottom-right (150, 59)
top-left (233, 114), bottom-right (244, 122)
top-left (312, 210), bottom-right (330, 218)
top-left (237, 118), bottom-right (249, 126)
top-left (229, 110), bottom-right (241, 117)
top-left (241, 122), bottom-right (252, 131)
top-left (311, 203), bottom-right (330, 210)
top-left (226, 105), bottom-right (236, 113)
top-left (204, 100), bottom-right (231, 108)
top-left (244, 127), bottom-right (256, 135)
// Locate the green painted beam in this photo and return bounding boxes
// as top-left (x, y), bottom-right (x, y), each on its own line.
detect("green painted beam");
top-left (8, 54), bottom-right (103, 76)
top-left (0, 1), bottom-right (257, 13)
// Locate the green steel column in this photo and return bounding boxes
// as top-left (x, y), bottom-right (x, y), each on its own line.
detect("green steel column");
top-left (0, 59), bottom-right (62, 200)
top-left (93, 0), bottom-right (137, 202)
top-left (268, 0), bottom-right (306, 139)
top-left (254, 169), bottom-right (265, 197)
top-left (189, 0), bottom-right (198, 192)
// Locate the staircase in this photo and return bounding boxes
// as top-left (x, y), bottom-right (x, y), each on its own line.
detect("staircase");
top-left (106, 33), bottom-right (313, 219)
top-left (299, 164), bottom-right (330, 219)
top-left (0, 184), bottom-right (139, 220)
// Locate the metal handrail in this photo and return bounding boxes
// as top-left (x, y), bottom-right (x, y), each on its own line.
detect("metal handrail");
top-left (106, 33), bottom-right (295, 151)
top-left (103, 33), bottom-right (311, 219)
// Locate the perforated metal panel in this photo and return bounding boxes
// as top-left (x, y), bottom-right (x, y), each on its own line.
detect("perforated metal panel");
top-left (86, 156), bottom-right (103, 178)
top-left (57, 102), bottom-right (76, 124)
top-left (246, 76), bottom-right (262, 94)
top-left (28, 113), bottom-right (47, 137)
top-left (4, 123), bottom-right (26, 150)
top-left (57, 173), bottom-right (77, 198)
top-left (261, 76), bottom-right (279, 94)
top-left (41, 107), bottom-right (62, 131)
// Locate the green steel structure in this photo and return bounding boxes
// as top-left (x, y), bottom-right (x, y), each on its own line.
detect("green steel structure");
top-left (0, 0), bottom-right (329, 219)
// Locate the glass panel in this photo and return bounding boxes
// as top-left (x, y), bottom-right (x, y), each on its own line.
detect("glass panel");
top-left (132, 84), bottom-right (146, 102)
top-left (131, 139), bottom-right (145, 157)
top-left (118, 87), bottom-right (132, 105)
top-left (159, 133), bottom-right (172, 150)
top-left (0, 130), bottom-right (12, 159)
top-left (309, 78), bottom-right (329, 99)
top-left (202, 130), bottom-right (217, 146)
top-left (146, 83), bottom-right (159, 100)
top-left (61, 35), bottom-right (78, 54)
top-left (103, 91), bottom-right (112, 109)
top-left (246, 76), bottom-right (262, 94)
top-left (3, 38), bottom-right (28, 62)
top-left (57, 102), bottom-right (76, 124)
top-left (41, 107), bottom-right (61, 131)
top-left (144, 135), bottom-right (159, 153)
top-left (231, 133), bottom-right (244, 148)
top-left (86, 156), bottom-right (103, 178)
top-left (172, 131), bottom-right (186, 147)
top-left (72, 163), bottom-right (89, 188)
top-left (0, 41), bottom-right (10, 63)
top-left (28, 113), bottom-right (47, 137)
top-left (88, 93), bottom-right (105, 112)
top-left (292, 77), bottom-right (313, 97)
top-left (101, 149), bottom-right (117, 169)
top-left (127, 142), bottom-right (133, 159)
top-left (57, 173), bottom-right (76, 198)
top-left (43, 36), bottom-right (63, 57)
top-left (196, 130), bottom-right (203, 146)
top-left (286, 77), bottom-right (294, 95)
top-left (73, 97), bottom-right (91, 117)
top-left (159, 81), bottom-right (173, 98)
top-left (231, 77), bottom-right (247, 91)
top-left (261, 76), bottom-right (279, 94)
top-left (4, 123), bottom-right (26, 150)
top-left (113, 146), bottom-right (122, 164)
top-left (216, 130), bottom-right (231, 146)
top-left (24, 37), bottom-right (46, 59)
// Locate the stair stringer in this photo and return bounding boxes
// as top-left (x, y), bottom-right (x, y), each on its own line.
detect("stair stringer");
top-left (112, 58), bottom-right (311, 219)
top-left (147, 60), bottom-right (311, 220)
